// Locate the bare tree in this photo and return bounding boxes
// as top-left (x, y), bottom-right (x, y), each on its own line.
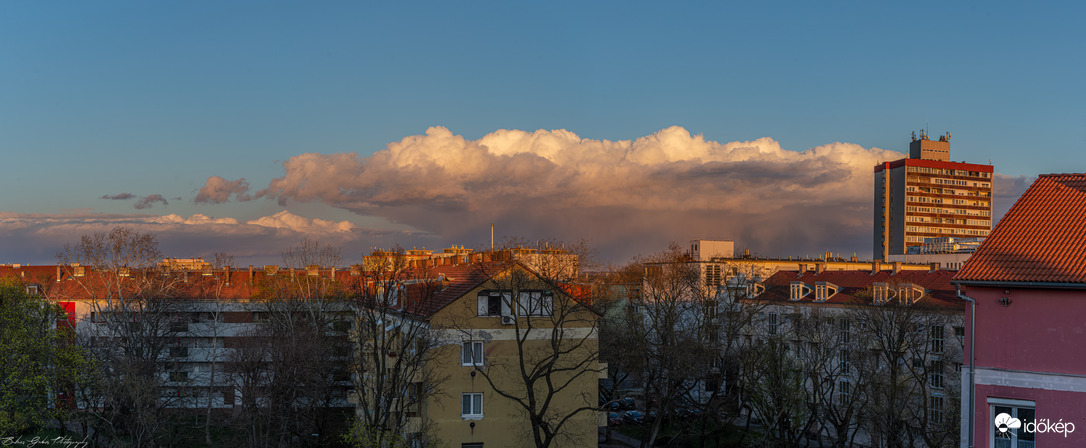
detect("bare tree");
top-left (849, 292), bottom-right (961, 448)
top-left (443, 242), bottom-right (601, 448)
top-left (177, 252), bottom-right (236, 446)
top-left (789, 309), bottom-right (871, 448)
top-left (231, 239), bottom-right (350, 448)
top-left (342, 248), bottom-right (447, 448)
top-left (601, 244), bottom-right (742, 448)
top-left (57, 227), bottom-right (188, 447)
top-left (739, 333), bottom-right (809, 447)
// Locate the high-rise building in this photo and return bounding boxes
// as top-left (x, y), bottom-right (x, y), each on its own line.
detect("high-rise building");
top-left (874, 131), bottom-right (994, 260)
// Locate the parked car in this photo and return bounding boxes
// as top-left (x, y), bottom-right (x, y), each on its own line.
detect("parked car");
top-left (621, 397), bottom-right (636, 410)
top-left (608, 412), bottom-right (622, 426)
top-left (604, 401), bottom-right (621, 411)
top-left (623, 410), bottom-right (645, 424)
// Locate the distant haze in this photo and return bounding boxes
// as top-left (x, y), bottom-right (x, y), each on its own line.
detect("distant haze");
top-left (0, 127), bottom-right (1030, 267)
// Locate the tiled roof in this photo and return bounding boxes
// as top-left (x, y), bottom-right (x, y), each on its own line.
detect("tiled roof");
top-left (755, 269), bottom-right (963, 310)
top-left (955, 174), bottom-right (1086, 284)
top-left (0, 261), bottom-right (588, 318)
top-left (411, 262), bottom-right (506, 318)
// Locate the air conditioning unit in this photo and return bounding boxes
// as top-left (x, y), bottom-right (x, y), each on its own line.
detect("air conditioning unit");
top-left (501, 315), bottom-right (516, 325)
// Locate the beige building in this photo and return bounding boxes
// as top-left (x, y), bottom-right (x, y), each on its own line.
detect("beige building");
top-left (874, 131), bottom-right (994, 260)
top-left (665, 240), bottom-right (940, 294)
top-left (422, 261), bottom-right (600, 448)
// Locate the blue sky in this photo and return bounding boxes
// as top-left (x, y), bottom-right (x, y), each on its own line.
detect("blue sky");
top-left (1, 2), bottom-right (1082, 265)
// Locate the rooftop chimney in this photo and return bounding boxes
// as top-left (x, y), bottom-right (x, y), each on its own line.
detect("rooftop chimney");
top-left (871, 261), bottom-right (881, 275)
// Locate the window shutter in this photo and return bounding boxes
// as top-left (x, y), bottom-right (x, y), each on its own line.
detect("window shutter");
top-left (477, 294), bottom-right (488, 316)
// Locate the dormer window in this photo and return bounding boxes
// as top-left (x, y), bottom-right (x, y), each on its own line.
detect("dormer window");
top-left (746, 282), bottom-right (765, 299)
top-left (897, 283), bottom-right (926, 305)
top-left (872, 282), bottom-right (896, 305)
top-left (814, 282), bottom-right (838, 302)
top-left (790, 282), bottom-right (812, 301)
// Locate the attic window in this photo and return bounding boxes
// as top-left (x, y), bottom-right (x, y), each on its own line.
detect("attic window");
top-left (746, 282), bottom-right (765, 299)
top-left (477, 291), bottom-right (508, 317)
top-left (897, 283), bottom-right (926, 305)
top-left (25, 283), bottom-right (40, 296)
top-left (813, 282), bottom-right (838, 302)
top-left (789, 282), bottom-right (812, 301)
top-left (872, 282), bottom-right (895, 305)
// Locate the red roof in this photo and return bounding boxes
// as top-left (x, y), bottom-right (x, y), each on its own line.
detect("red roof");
top-left (411, 262), bottom-right (503, 317)
top-left (955, 174), bottom-right (1086, 284)
top-left (874, 157), bottom-right (994, 174)
top-left (757, 269), bottom-right (963, 310)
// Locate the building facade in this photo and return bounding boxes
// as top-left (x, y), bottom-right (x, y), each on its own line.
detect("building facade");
top-left (874, 131), bottom-right (994, 260)
top-left (424, 262), bottom-right (601, 448)
top-left (743, 268), bottom-right (966, 447)
top-left (954, 173), bottom-right (1086, 448)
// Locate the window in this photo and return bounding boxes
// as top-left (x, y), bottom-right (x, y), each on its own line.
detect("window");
top-left (768, 312), bottom-right (778, 335)
top-left (839, 319), bottom-right (850, 345)
top-left (461, 341), bottom-right (483, 366)
top-left (169, 346), bottom-right (189, 358)
top-left (516, 291), bottom-right (553, 317)
top-left (954, 326), bottom-right (965, 344)
top-left (168, 371), bottom-right (189, 382)
top-left (814, 282), bottom-right (838, 302)
top-left (477, 291), bottom-right (507, 317)
top-left (990, 399), bottom-right (1035, 448)
top-left (789, 282), bottom-right (811, 300)
top-left (839, 349), bottom-right (850, 374)
top-left (838, 380), bottom-right (850, 404)
top-left (930, 325), bottom-right (945, 354)
top-left (462, 393), bottom-right (483, 419)
top-left (930, 360), bottom-right (944, 389)
top-left (872, 283), bottom-right (894, 305)
top-left (706, 265), bottom-right (721, 288)
top-left (930, 394), bottom-right (945, 424)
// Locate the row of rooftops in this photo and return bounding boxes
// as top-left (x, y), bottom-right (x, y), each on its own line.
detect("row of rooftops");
top-left (0, 259), bottom-right (540, 319)
top-left (744, 269), bottom-right (963, 310)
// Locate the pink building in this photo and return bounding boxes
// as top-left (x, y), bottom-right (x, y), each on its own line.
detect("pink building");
top-left (954, 173), bottom-right (1086, 448)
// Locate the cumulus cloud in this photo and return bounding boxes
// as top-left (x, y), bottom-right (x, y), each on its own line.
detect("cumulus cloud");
top-left (0, 211), bottom-right (371, 266)
top-left (195, 176), bottom-right (251, 203)
top-left (246, 210), bottom-right (355, 234)
top-left (134, 194), bottom-right (168, 209)
top-left (993, 173), bottom-right (1033, 222)
top-left (248, 126), bottom-right (910, 260)
top-left (101, 193), bottom-right (136, 200)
